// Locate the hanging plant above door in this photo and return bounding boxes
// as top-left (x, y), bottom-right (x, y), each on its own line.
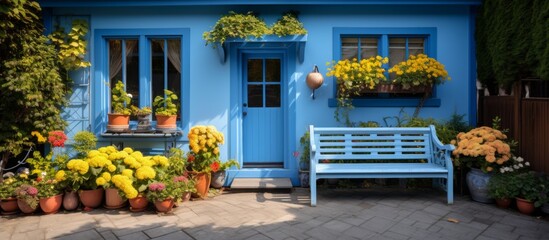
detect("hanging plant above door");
top-left (202, 11), bottom-right (307, 47)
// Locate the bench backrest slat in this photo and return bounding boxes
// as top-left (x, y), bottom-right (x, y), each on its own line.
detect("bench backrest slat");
top-left (312, 127), bottom-right (433, 162)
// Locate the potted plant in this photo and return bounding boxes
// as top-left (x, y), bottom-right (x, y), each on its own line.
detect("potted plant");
top-left (173, 175), bottom-right (196, 203)
top-left (153, 89), bottom-right (178, 131)
top-left (203, 11), bottom-right (271, 47)
top-left (36, 178), bottom-right (63, 214)
top-left (270, 12), bottom-right (307, 37)
top-left (146, 180), bottom-right (182, 213)
top-left (488, 156), bottom-right (531, 208)
top-left (210, 159), bottom-right (239, 189)
top-left (132, 106), bottom-right (153, 131)
top-left (187, 125), bottom-right (225, 198)
top-left (451, 125), bottom-right (512, 203)
top-left (0, 176), bottom-right (22, 214)
top-left (388, 54), bottom-right (450, 91)
top-left (14, 184), bottom-right (39, 214)
top-left (511, 171), bottom-right (545, 215)
top-left (326, 56), bottom-right (389, 126)
top-left (108, 80), bottom-right (132, 132)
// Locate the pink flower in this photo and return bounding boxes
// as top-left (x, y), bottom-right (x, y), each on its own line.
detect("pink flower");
top-left (173, 176), bottom-right (188, 183)
top-left (148, 182), bottom-right (166, 192)
top-left (27, 186), bottom-right (38, 196)
top-left (293, 151), bottom-right (300, 158)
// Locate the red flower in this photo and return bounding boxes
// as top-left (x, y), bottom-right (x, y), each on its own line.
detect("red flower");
top-left (48, 131), bottom-right (67, 148)
top-left (187, 154), bottom-right (195, 162)
top-left (210, 161), bottom-right (220, 172)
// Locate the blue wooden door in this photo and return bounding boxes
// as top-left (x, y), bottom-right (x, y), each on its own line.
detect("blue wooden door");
top-left (242, 54), bottom-right (284, 168)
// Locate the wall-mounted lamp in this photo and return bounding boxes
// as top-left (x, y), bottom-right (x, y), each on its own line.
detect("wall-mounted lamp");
top-left (306, 65), bottom-right (324, 99)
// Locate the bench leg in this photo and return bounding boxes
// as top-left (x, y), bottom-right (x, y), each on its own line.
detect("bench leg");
top-left (310, 178), bottom-right (317, 207)
top-left (447, 177), bottom-right (454, 205)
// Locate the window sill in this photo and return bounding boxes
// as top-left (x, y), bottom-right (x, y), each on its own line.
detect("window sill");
top-left (328, 98), bottom-right (441, 107)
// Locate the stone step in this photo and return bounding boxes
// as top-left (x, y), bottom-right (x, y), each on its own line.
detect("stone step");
top-left (230, 178), bottom-right (293, 189)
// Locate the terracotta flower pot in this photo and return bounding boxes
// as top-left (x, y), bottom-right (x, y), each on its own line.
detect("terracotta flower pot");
top-left (154, 198), bottom-right (174, 213)
top-left (181, 192), bottom-right (191, 202)
top-left (1, 197), bottom-right (19, 215)
top-left (192, 172), bottom-right (211, 199)
top-left (79, 188), bottom-right (104, 211)
top-left (156, 115), bottom-right (177, 131)
top-left (63, 191), bottom-right (79, 211)
top-left (17, 199), bottom-right (37, 214)
top-left (39, 194), bottom-right (63, 214)
top-left (495, 198), bottom-right (512, 209)
top-left (104, 188), bottom-right (127, 209)
top-left (516, 197), bottom-right (535, 215)
top-left (129, 195), bottom-right (148, 212)
top-left (107, 113), bottom-right (130, 132)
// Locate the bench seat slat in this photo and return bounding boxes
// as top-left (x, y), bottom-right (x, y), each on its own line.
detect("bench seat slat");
top-left (316, 154), bottom-right (431, 160)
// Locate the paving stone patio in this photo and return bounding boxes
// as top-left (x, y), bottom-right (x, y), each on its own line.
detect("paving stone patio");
top-left (1, 188), bottom-right (548, 240)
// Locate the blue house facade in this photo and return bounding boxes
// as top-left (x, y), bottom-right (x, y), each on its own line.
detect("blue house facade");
top-left (40, 0), bottom-right (481, 186)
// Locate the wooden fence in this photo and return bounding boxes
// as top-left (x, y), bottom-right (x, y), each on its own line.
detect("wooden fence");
top-left (478, 79), bottom-right (549, 174)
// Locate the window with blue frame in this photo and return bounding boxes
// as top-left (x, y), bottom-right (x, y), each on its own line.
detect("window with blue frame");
top-left (329, 28), bottom-right (440, 107)
top-left (95, 28), bottom-right (190, 131)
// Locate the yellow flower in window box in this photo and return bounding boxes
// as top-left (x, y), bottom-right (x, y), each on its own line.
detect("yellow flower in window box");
top-left (388, 54), bottom-right (450, 90)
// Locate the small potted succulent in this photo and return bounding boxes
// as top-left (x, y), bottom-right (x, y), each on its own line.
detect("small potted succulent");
top-left (132, 106), bottom-right (153, 131)
top-left (153, 89), bottom-right (178, 131)
top-left (108, 80), bottom-right (132, 132)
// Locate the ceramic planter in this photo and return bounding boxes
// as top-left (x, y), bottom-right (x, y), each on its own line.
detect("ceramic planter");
top-left (466, 168), bottom-right (494, 203)
top-left (63, 191), bottom-right (79, 211)
top-left (156, 115), bottom-right (177, 132)
top-left (495, 198), bottom-right (512, 209)
top-left (210, 170), bottom-right (226, 189)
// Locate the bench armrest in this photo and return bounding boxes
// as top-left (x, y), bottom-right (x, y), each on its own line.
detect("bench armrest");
top-left (429, 125), bottom-right (455, 169)
top-left (309, 125), bottom-right (317, 166)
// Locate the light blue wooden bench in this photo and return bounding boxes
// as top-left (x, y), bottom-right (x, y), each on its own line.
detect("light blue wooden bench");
top-left (309, 125), bottom-right (455, 206)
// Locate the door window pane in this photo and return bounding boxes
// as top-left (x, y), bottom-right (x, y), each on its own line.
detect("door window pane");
top-left (151, 39), bottom-right (165, 109)
top-left (266, 85), bottom-right (281, 107)
top-left (265, 59), bottom-right (280, 82)
top-left (247, 59), bottom-right (262, 82)
top-left (389, 38), bottom-right (406, 68)
top-left (248, 85), bottom-right (263, 107)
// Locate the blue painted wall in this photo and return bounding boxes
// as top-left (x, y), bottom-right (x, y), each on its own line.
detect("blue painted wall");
top-left (46, 3), bottom-right (477, 185)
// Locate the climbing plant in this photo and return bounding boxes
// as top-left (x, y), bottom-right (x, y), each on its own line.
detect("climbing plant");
top-left (0, 0), bottom-right (90, 181)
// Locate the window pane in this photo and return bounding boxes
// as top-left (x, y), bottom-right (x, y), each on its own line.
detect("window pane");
top-left (265, 59), bottom-right (280, 82)
top-left (108, 39), bottom-right (139, 116)
top-left (360, 38), bottom-right (378, 59)
top-left (408, 38), bottom-right (425, 56)
top-left (389, 38), bottom-right (406, 68)
top-left (341, 38), bottom-right (358, 60)
top-left (151, 39), bottom-right (165, 114)
top-left (167, 39), bottom-right (181, 119)
top-left (248, 85), bottom-right (263, 107)
top-left (266, 84), bottom-right (281, 107)
top-left (247, 59), bottom-right (262, 82)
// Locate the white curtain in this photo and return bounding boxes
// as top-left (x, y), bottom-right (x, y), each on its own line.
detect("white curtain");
top-left (109, 40), bottom-right (138, 80)
top-left (160, 40), bottom-right (181, 73)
